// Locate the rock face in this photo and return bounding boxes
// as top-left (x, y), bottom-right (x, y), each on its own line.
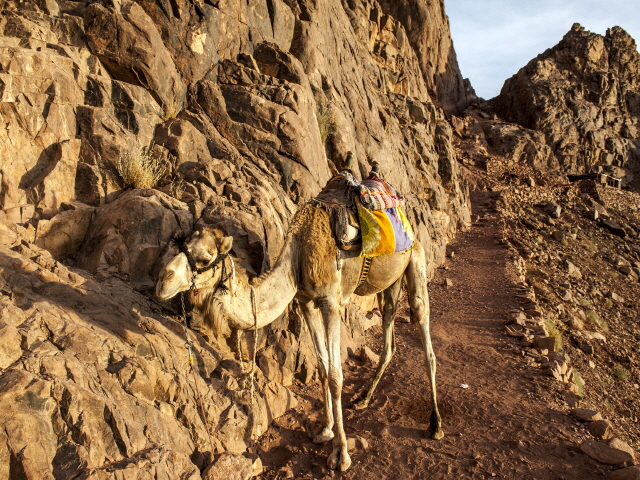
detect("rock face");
top-left (492, 24), bottom-right (640, 186)
top-left (376, 0), bottom-right (476, 115)
top-left (0, 0), bottom-right (471, 477)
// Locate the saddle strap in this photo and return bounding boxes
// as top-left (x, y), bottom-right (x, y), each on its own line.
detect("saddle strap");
top-left (357, 257), bottom-right (373, 287)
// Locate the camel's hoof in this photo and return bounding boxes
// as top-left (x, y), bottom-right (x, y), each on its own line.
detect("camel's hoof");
top-left (352, 398), bottom-right (370, 410)
top-left (309, 428), bottom-right (334, 444)
top-left (327, 447), bottom-right (351, 471)
top-left (429, 427), bottom-right (444, 440)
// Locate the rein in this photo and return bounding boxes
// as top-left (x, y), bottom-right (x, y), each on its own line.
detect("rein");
top-left (174, 233), bottom-right (258, 405)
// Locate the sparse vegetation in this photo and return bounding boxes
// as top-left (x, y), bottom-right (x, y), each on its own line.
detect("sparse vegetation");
top-left (162, 96), bottom-right (185, 121)
top-left (572, 370), bottom-right (585, 397)
top-left (168, 179), bottom-right (186, 200)
top-left (585, 309), bottom-right (608, 331)
top-left (115, 144), bottom-right (167, 189)
top-left (613, 365), bottom-right (630, 381)
top-left (544, 317), bottom-right (563, 351)
top-left (316, 103), bottom-right (336, 143)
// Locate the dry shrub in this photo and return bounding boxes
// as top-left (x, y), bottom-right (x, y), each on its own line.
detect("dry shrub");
top-left (316, 103), bottom-right (336, 143)
top-left (116, 145), bottom-right (166, 189)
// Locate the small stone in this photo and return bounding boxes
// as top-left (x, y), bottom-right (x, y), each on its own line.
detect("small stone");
top-left (579, 439), bottom-right (635, 466)
top-left (552, 230), bottom-right (565, 242)
top-left (607, 438), bottom-right (637, 464)
top-left (587, 420), bottom-right (614, 440)
top-left (347, 436), bottom-right (369, 451)
top-left (251, 457), bottom-right (263, 477)
top-left (619, 266), bottom-right (632, 275)
top-left (559, 289), bottom-right (572, 301)
top-left (601, 219), bottom-right (627, 238)
top-left (506, 311), bottom-right (527, 326)
top-left (444, 278), bottom-right (453, 287)
top-left (607, 291), bottom-right (624, 303)
top-left (563, 390), bottom-right (581, 407)
top-left (359, 346), bottom-right (380, 365)
top-left (532, 336), bottom-right (556, 352)
top-left (585, 209), bottom-right (599, 221)
top-left (570, 408), bottom-right (603, 422)
top-left (544, 202), bottom-right (562, 218)
top-left (567, 316), bottom-right (584, 332)
top-left (564, 261), bottom-right (582, 279)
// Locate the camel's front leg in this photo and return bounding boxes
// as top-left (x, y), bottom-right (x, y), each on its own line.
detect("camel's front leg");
top-left (299, 300), bottom-right (334, 444)
top-left (320, 297), bottom-right (351, 472)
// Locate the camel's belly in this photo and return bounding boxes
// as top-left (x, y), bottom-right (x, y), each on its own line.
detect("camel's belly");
top-left (340, 249), bottom-right (411, 298)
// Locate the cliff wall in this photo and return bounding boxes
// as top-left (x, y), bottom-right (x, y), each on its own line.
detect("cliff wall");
top-left (0, 0), bottom-right (470, 477)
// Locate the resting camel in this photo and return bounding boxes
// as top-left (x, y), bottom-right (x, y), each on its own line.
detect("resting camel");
top-left (156, 203), bottom-right (443, 471)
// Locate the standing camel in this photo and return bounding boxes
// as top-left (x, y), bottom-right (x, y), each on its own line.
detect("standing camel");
top-left (156, 203), bottom-right (443, 471)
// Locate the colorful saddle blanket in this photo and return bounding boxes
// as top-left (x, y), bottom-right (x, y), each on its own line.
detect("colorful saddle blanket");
top-left (313, 171), bottom-right (414, 257)
top-left (356, 198), bottom-right (414, 257)
top-left (358, 176), bottom-right (404, 210)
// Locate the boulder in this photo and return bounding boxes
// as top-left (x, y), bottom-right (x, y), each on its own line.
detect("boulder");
top-left (570, 408), bottom-right (603, 422)
top-left (579, 439), bottom-right (635, 466)
top-left (76, 190), bottom-right (193, 285)
top-left (202, 453), bottom-right (253, 480)
top-left (610, 466), bottom-right (640, 480)
top-left (588, 420), bottom-right (614, 440)
top-left (35, 204), bottom-right (95, 260)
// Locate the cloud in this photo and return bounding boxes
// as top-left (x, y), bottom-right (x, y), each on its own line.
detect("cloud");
top-left (447, 0), bottom-right (640, 99)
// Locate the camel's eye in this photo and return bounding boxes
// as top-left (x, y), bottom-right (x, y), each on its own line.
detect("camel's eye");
top-left (194, 255), bottom-right (213, 268)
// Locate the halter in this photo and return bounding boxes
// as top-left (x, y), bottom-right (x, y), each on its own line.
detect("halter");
top-left (171, 233), bottom-right (233, 296)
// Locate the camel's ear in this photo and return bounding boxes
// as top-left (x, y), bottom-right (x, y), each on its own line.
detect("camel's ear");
top-left (218, 235), bottom-right (233, 254)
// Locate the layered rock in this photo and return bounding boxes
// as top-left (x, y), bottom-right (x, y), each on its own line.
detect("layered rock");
top-left (377, 0), bottom-right (476, 115)
top-left (492, 24), bottom-right (640, 186)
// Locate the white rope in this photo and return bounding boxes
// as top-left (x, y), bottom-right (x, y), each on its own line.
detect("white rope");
top-left (250, 285), bottom-right (258, 406)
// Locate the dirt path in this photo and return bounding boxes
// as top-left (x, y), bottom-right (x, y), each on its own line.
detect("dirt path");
top-left (257, 197), bottom-right (606, 479)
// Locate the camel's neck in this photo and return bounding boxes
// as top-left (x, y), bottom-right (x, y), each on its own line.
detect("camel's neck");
top-left (226, 233), bottom-right (301, 330)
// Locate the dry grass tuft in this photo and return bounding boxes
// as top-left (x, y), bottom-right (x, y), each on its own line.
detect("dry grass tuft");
top-left (316, 103), bottom-right (336, 143)
top-left (115, 145), bottom-right (166, 189)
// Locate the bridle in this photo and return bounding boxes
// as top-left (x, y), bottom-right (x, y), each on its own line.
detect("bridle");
top-left (171, 233), bottom-right (233, 296)
top-left (171, 231), bottom-right (256, 404)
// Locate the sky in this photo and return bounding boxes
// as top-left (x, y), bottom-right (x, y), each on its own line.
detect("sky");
top-left (446, 0), bottom-right (640, 100)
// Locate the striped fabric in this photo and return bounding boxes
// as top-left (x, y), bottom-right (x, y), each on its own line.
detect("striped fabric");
top-left (358, 175), bottom-right (404, 210)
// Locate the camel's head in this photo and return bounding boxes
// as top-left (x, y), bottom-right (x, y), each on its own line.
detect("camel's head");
top-left (156, 226), bottom-right (233, 300)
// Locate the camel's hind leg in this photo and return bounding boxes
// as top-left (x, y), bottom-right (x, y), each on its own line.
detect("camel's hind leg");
top-left (405, 241), bottom-right (444, 440)
top-left (299, 299), bottom-right (334, 444)
top-left (353, 277), bottom-right (403, 410)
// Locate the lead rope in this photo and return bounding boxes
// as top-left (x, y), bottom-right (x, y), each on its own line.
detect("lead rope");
top-left (250, 285), bottom-right (258, 406)
top-left (180, 291), bottom-right (215, 455)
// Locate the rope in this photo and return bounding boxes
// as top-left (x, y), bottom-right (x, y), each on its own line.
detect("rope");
top-left (249, 285), bottom-right (258, 406)
top-left (180, 292), bottom-right (215, 455)
top-left (236, 330), bottom-right (246, 373)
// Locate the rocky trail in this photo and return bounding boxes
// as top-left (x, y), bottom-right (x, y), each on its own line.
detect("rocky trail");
top-left (256, 196), bottom-right (607, 479)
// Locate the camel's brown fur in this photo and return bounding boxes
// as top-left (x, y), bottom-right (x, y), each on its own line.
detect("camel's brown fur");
top-left (290, 203), bottom-right (337, 286)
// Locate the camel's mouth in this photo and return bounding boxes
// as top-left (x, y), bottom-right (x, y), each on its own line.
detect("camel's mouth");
top-left (155, 281), bottom-right (185, 301)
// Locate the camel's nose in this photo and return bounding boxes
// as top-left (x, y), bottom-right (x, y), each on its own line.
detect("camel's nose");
top-left (162, 270), bottom-right (175, 282)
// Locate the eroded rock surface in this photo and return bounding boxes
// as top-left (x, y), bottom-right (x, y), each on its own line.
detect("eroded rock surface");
top-left (492, 23), bottom-right (640, 187)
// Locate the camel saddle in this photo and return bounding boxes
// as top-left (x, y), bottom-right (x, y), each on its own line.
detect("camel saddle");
top-left (313, 171), bottom-right (413, 256)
